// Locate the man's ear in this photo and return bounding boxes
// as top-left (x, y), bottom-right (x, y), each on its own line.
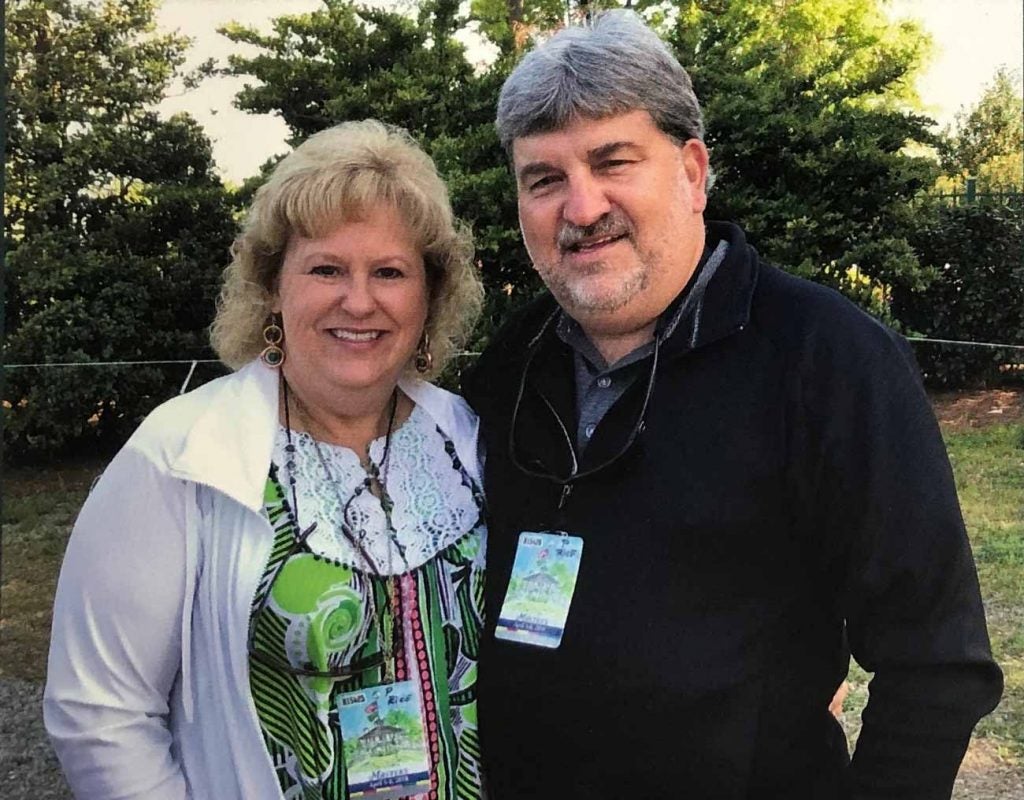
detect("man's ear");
top-left (680, 139), bottom-right (709, 214)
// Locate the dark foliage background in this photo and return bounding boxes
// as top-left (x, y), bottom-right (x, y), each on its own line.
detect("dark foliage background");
top-left (4, 0), bottom-right (1021, 460)
top-left (896, 200), bottom-right (1024, 388)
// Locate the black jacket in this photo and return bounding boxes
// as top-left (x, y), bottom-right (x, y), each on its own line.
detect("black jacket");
top-left (462, 222), bottom-right (1002, 799)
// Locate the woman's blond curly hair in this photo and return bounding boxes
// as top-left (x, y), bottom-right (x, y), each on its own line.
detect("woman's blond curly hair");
top-left (211, 119), bottom-right (482, 380)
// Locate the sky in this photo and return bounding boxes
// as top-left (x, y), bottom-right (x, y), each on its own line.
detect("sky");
top-left (155, 0), bottom-right (1024, 184)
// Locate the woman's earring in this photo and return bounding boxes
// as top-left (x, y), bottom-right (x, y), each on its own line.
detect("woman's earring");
top-left (260, 317), bottom-right (285, 368)
top-left (415, 331), bottom-right (433, 374)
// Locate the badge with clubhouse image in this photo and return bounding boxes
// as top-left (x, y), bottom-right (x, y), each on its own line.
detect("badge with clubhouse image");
top-left (338, 681), bottom-right (431, 800)
top-left (495, 531), bottom-right (584, 649)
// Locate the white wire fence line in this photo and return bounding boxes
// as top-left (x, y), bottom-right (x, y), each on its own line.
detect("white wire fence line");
top-left (5, 337), bottom-right (1024, 373)
top-left (1, 352), bottom-right (485, 394)
top-left (906, 337), bottom-right (1024, 351)
top-left (2, 352), bottom-right (488, 369)
top-left (1, 358), bottom-right (225, 394)
top-left (4, 340), bottom-right (1019, 393)
top-left (5, 337), bottom-right (1024, 374)
top-left (2, 338), bottom-right (1024, 393)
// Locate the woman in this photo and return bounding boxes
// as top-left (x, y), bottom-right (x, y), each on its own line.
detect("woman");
top-left (44, 120), bottom-right (486, 799)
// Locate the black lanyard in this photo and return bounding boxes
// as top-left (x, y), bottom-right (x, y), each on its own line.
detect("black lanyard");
top-left (508, 311), bottom-right (661, 510)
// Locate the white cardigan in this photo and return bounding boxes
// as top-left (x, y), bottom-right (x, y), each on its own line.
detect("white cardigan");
top-left (44, 361), bottom-right (482, 800)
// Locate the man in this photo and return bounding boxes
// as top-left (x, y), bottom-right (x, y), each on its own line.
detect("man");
top-left (462, 11), bottom-right (1002, 800)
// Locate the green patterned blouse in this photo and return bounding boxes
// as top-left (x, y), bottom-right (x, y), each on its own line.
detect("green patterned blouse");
top-left (249, 408), bottom-right (486, 799)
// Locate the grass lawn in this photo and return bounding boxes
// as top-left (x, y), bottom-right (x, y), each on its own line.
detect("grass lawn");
top-left (838, 420), bottom-right (1024, 798)
top-left (2, 461), bottom-right (102, 683)
top-left (3, 417), bottom-right (1023, 792)
top-left (950, 424), bottom-right (1024, 762)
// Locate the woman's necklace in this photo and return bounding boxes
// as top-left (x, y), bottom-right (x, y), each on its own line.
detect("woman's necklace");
top-left (281, 377), bottom-right (408, 575)
top-left (280, 377), bottom-right (410, 688)
top-left (275, 381), bottom-right (432, 799)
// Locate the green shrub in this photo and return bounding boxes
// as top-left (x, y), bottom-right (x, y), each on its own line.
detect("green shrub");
top-left (3, 185), bottom-right (237, 461)
top-left (893, 200), bottom-right (1024, 388)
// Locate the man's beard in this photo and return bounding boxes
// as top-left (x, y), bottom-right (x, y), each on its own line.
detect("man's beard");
top-left (534, 256), bottom-right (649, 313)
top-left (532, 211), bottom-right (650, 313)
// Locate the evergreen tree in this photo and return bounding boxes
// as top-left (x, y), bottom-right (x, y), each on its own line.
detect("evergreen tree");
top-left (222, 0), bottom-right (940, 349)
top-left (666, 0), bottom-right (937, 300)
top-left (221, 0), bottom-right (528, 353)
top-left (4, 0), bottom-right (237, 457)
top-left (941, 67), bottom-right (1024, 190)
top-left (468, 0), bottom-right (939, 309)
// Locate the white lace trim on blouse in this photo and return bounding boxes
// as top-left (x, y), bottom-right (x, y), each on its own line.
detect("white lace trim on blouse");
top-left (271, 404), bottom-right (482, 575)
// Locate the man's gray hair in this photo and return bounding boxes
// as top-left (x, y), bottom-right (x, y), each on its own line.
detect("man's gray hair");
top-left (496, 10), bottom-right (706, 155)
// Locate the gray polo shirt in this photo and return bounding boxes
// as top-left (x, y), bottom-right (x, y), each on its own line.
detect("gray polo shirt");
top-left (556, 240), bottom-right (729, 452)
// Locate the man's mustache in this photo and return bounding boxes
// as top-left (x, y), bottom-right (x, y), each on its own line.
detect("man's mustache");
top-left (557, 212), bottom-right (633, 251)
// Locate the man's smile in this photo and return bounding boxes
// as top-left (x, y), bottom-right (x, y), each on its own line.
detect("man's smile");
top-left (562, 232), bottom-right (630, 254)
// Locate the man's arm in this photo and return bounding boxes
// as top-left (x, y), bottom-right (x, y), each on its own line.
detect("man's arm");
top-left (799, 325), bottom-right (1002, 799)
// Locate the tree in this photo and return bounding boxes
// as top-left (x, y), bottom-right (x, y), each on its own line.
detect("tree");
top-left (469, 0), bottom-right (565, 56)
top-left (383, 708), bottom-right (423, 739)
top-left (221, 0), bottom-right (531, 360)
top-left (4, 0), bottom-right (238, 458)
top-left (223, 0), bottom-right (941, 355)
top-left (221, 0), bottom-right (476, 143)
top-left (472, 0), bottom-right (939, 305)
top-left (906, 69), bottom-right (1024, 387)
top-left (941, 67), bottom-right (1024, 190)
top-left (894, 200), bottom-right (1024, 387)
top-left (665, 0), bottom-right (938, 302)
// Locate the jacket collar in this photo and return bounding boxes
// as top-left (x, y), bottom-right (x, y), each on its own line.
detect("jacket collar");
top-left (170, 360), bottom-right (280, 513)
top-left (163, 361), bottom-right (480, 513)
top-left (464, 221), bottom-right (759, 478)
top-left (668, 220), bottom-right (758, 357)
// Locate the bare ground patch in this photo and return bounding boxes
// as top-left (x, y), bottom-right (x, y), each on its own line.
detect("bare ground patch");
top-left (933, 388), bottom-right (1024, 432)
top-left (955, 738), bottom-right (1024, 800)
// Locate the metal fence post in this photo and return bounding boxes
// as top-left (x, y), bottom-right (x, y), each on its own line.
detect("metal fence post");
top-left (179, 360), bottom-right (199, 394)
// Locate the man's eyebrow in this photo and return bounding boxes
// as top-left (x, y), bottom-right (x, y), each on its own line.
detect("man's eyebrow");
top-left (588, 141), bottom-right (640, 160)
top-left (516, 141), bottom-right (642, 183)
top-left (516, 161), bottom-right (559, 185)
